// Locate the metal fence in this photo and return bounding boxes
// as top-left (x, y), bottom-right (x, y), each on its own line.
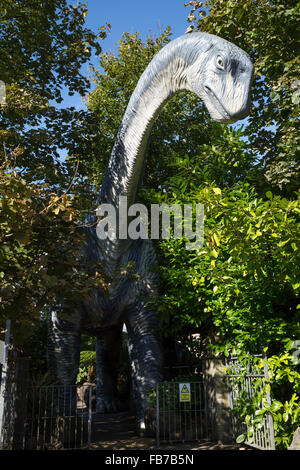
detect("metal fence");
top-left (1, 383), bottom-right (93, 450)
top-left (226, 356), bottom-right (275, 450)
top-left (155, 381), bottom-right (213, 447)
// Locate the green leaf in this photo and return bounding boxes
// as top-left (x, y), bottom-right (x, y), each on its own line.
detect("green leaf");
top-left (212, 187), bottom-right (222, 195)
top-left (236, 434), bottom-right (246, 444)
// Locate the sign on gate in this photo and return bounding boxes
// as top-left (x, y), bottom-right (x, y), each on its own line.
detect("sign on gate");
top-left (179, 383), bottom-right (191, 402)
top-left (156, 381), bottom-right (213, 447)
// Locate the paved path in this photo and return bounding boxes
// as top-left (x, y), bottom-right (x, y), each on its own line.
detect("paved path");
top-left (89, 410), bottom-right (243, 451)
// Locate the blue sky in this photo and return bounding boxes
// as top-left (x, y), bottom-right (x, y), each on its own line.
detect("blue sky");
top-left (64, 1), bottom-right (190, 109)
top-left (85, 0), bottom-right (189, 52)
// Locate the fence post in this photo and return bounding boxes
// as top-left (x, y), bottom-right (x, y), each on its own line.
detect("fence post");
top-left (0, 320), bottom-right (11, 447)
top-left (262, 352), bottom-right (276, 450)
top-left (12, 357), bottom-right (30, 449)
top-left (87, 385), bottom-right (92, 449)
top-left (204, 358), bottom-right (232, 444)
top-left (156, 382), bottom-right (160, 449)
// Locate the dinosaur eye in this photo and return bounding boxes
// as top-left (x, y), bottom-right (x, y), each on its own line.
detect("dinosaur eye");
top-left (216, 56), bottom-right (224, 69)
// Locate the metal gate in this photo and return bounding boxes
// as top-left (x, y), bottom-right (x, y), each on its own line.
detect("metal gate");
top-left (226, 356), bottom-right (275, 450)
top-left (1, 383), bottom-right (93, 450)
top-left (155, 381), bottom-right (213, 447)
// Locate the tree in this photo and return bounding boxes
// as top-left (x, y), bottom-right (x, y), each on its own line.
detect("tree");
top-left (154, 183), bottom-right (299, 352)
top-left (0, 0), bottom-right (108, 195)
top-left (184, 0), bottom-right (300, 195)
top-left (144, 1), bottom-right (300, 447)
top-left (0, 1), bottom-right (108, 348)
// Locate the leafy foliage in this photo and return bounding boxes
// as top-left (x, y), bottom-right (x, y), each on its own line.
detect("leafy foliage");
top-left (0, 159), bottom-right (108, 347)
top-left (0, 0), bottom-right (108, 191)
top-left (143, 1), bottom-right (300, 447)
top-left (185, 0), bottom-right (300, 194)
top-left (0, 1), bottom-right (108, 348)
top-left (151, 179), bottom-right (299, 447)
top-left (77, 350), bottom-right (96, 385)
top-left (227, 353), bottom-right (300, 449)
top-left (151, 182), bottom-right (299, 350)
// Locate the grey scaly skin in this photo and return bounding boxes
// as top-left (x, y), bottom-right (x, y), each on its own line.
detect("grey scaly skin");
top-left (47, 32), bottom-right (253, 433)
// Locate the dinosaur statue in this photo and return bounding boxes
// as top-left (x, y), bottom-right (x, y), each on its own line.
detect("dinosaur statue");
top-left (47, 32), bottom-right (253, 433)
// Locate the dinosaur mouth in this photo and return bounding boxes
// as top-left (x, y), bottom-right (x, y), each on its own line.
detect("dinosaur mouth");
top-left (204, 85), bottom-right (232, 122)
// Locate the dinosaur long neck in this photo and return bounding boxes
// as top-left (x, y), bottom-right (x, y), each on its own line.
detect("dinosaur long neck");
top-left (97, 37), bottom-right (196, 260)
top-left (100, 47), bottom-right (189, 206)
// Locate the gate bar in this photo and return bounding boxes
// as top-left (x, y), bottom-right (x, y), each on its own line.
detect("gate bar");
top-left (88, 385), bottom-right (92, 449)
top-left (156, 382), bottom-right (160, 448)
top-left (0, 319), bottom-right (11, 445)
top-left (263, 353), bottom-right (275, 450)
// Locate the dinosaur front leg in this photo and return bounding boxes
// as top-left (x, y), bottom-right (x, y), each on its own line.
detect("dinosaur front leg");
top-left (47, 311), bottom-right (81, 411)
top-left (96, 325), bottom-right (123, 413)
top-left (125, 302), bottom-right (164, 435)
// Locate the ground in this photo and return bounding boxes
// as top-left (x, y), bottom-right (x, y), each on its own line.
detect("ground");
top-left (89, 410), bottom-right (249, 450)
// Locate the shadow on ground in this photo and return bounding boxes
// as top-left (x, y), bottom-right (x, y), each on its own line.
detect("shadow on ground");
top-left (89, 410), bottom-right (245, 451)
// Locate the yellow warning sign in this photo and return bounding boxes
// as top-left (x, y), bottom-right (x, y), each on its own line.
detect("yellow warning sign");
top-left (179, 383), bottom-right (191, 402)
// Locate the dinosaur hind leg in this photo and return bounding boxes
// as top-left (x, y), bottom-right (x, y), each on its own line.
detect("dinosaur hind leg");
top-left (125, 302), bottom-right (163, 435)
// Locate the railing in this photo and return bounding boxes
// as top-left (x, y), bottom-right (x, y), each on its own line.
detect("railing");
top-left (155, 381), bottom-right (213, 447)
top-left (226, 356), bottom-right (275, 450)
top-left (1, 383), bottom-right (93, 450)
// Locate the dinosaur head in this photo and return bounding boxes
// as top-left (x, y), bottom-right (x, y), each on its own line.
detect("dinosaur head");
top-left (186, 37), bottom-right (254, 124)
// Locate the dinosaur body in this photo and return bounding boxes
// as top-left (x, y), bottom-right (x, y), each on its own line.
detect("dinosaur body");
top-left (47, 32), bottom-right (253, 433)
